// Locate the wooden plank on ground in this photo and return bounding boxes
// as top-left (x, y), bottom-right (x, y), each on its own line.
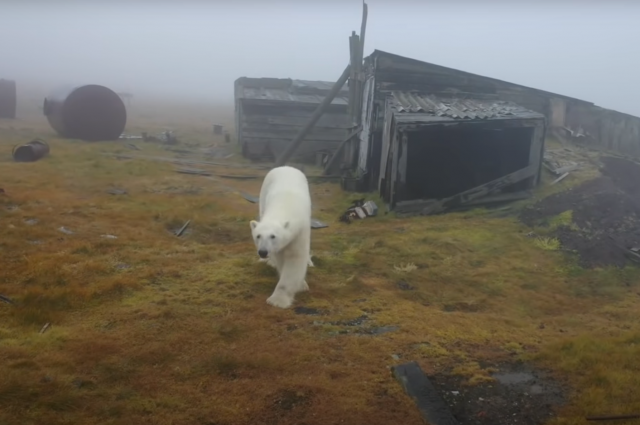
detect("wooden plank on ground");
top-left (395, 165), bottom-right (537, 215)
top-left (392, 362), bottom-right (459, 425)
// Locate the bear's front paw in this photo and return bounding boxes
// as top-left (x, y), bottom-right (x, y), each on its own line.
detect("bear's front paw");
top-left (298, 280), bottom-right (309, 292)
top-left (266, 293), bottom-right (294, 309)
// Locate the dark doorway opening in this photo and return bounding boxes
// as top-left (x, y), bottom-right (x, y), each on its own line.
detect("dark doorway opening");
top-left (404, 124), bottom-right (533, 201)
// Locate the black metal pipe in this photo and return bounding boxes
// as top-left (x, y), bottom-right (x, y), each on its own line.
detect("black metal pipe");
top-left (13, 139), bottom-right (50, 162)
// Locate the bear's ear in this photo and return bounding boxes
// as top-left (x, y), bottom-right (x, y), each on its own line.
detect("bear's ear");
top-left (283, 221), bottom-right (290, 229)
top-left (250, 220), bottom-right (258, 230)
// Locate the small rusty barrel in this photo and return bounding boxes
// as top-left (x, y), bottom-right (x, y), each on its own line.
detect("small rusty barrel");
top-left (0, 79), bottom-right (17, 119)
top-left (13, 139), bottom-right (50, 162)
top-left (213, 124), bottom-right (223, 135)
top-left (43, 84), bottom-right (127, 141)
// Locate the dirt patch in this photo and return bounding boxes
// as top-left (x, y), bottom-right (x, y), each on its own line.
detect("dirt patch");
top-left (520, 156), bottom-right (640, 268)
top-left (431, 362), bottom-right (564, 425)
top-left (259, 388), bottom-right (313, 425)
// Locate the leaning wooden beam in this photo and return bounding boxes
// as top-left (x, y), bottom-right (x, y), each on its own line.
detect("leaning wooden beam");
top-left (274, 64), bottom-right (352, 167)
top-left (322, 126), bottom-right (362, 176)
top-left (550, 172), bottom-right (570, 185)
top-left (395, 165), bottom-right (537, 215)
top-left (422, 165), bottom-right (537, 215)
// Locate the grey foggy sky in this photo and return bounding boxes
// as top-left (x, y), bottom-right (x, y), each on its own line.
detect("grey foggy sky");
top-left (2, 0), bottom-right (639, 115)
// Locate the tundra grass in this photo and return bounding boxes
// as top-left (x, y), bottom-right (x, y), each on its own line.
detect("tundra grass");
top-left (0, 102), bottom-right (639, 425)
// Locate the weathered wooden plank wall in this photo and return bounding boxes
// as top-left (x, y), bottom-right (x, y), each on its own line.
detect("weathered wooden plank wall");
top-left (238, 101), bottom-right (350, 162)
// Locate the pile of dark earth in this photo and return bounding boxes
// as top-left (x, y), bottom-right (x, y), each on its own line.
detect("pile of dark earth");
top-left (431, 362), bottom-right (564, 425)
top-left (519, 156), bottom-right (640, 268)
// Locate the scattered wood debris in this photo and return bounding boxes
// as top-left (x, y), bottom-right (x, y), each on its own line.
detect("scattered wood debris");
top-left (0, 294), bottom-right (14, 305)
top-left (175, 220), bottom-right (191, 237)
top-left (58, 226), bottom-right (74, 235)
top-left (39, 323), bottom-right (51, 334)
top-left (106, 188), bottom-right (127, 195)
top-left (175, 167), bottom-right (212, 177)
top-left (543, 148), bottom-right (582, 176)
top-left (119, 133), bottom-right (143, 140)
top-left (102, 153), bottom-right (269, 170)
top-left (339, 199), bottom-right (378, 224)
top-left (125, 143), bottom-right (141, 151)
top-left (175, 167), bottom-right (258, 180)
top-left (586, 414), bottom-right (640, 421)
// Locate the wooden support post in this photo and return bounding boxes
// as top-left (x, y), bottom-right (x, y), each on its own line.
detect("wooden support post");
top-left (360, 2), bottom-right (368, 61)
top-left (274, 64), bottom-right (351, 167)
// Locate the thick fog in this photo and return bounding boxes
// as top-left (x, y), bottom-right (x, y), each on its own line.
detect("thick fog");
top-left (2, 0), bottom-right (639, 115)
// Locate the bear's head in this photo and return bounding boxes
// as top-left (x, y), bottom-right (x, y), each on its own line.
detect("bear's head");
top-left (250, 219), bottom-right (291, 259)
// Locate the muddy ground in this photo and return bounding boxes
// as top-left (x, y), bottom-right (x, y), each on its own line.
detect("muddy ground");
top-left (520, 156), bottom-right (640, 268)
top-left (431, 362), bottom-right (564, 425)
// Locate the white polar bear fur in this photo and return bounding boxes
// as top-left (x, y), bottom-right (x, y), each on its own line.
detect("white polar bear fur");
top-left (250, 166), bottom-right (312, 309)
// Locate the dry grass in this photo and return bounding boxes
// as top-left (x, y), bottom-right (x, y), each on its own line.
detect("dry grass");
top-left (1, 98), bottom-right (640, 425)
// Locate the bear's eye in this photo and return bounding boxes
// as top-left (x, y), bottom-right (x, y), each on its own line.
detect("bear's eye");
top-left (270, 235), bottom-right (276, 239)
top-left (256, 235), bottom-right (261, 239)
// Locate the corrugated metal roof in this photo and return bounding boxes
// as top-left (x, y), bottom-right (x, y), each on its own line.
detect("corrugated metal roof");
top-left (390, 91), bottom-right (543, 120)
top-left (239, 78), bottom-right (349, 105)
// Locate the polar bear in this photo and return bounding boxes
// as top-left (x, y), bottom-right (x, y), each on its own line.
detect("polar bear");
top-left (250, 166), bottom-right (312, 309)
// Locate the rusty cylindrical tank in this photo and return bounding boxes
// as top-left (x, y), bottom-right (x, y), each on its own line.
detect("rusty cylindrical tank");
top-left (0, 79), bottom-right (17, 119)
top-left (13, 139), bottom-right (50, 162)
top-left (43, 84), bottom-right (127, 141)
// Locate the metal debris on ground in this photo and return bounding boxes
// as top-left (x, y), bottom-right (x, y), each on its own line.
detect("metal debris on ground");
top-left (339, 199), bottom-right (379, 224)
top-left (160, 131), bottom-right (178, 144)
top-left (310, 218), bottom-right (329, 229)
top-left (101, 234), bottom-right (118, 239)
top-left (175, 220), bottom-right (191, 237)
top-left (141, 131), bottom-right (178, 144)
top-left (240, 192), bottom-right (260, 203)
top-left (119, 133), bottom-right (143, 140)
top-left (58, 226), bottom-right (74, 235)
top-left (12, 139), bottom-right (50, 163)
top-left (39, 323), bottom-right (51, 334)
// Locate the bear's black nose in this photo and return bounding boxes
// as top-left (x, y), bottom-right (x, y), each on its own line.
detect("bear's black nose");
top-left (258, 249), bottom-right (268, 258)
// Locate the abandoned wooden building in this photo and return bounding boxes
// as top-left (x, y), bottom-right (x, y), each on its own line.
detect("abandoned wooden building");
top-left (347, 50), bottom-right (640, 212)
top-left (376, 92), bottom-right (545, 214)
top-left (234, 77), bottom-right (351, 163)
